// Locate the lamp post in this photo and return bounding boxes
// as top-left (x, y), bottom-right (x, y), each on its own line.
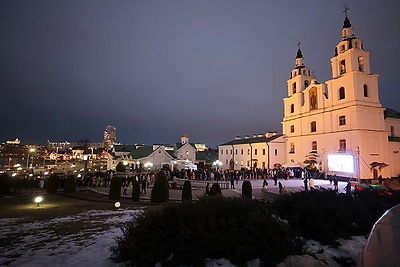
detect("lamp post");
top-left (144, 162), bottom-right (153, 172)
top-left (213, 160), bottom-right (222, 171)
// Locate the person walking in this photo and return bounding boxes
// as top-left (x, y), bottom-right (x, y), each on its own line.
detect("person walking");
top-left (278, 182), bottom-right (283, 194)
top-left (262, 179), bottom-right (268, 189)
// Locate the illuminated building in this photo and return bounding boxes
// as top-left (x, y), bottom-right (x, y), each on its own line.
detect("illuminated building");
top-left (103, 125), bottom-right (117, 150)
top-left (282, 14), bottom-right (400, 179)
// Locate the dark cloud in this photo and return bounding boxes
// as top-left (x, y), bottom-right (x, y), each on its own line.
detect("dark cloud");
top-left (1, 0), bottom-right (399, 147)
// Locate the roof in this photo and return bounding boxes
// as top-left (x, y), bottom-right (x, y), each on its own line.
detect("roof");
top-left (384, 108), bottom-right (400, 119)
top-left (219, 134), bottom-right (283, 146)
top-left (343, 16), bottom-right (352, 29)
top-left (196, 151), bottom-right (218, 163)
top-left (127, 146), bottom-right (154, 159)
top-left (296, 48), bottom-right (303, 59)
top-left (113, 145), bottom-right (136, 153)
top-left (175, 142), bottom-right (196, 150)
top-left (389, 136), bottom-right (400, 142)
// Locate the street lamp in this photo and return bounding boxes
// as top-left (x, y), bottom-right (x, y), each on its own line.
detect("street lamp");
top-left (144, 162), bottom-right (153, 172)
top-left (213, 160), bottom-right (222, 171)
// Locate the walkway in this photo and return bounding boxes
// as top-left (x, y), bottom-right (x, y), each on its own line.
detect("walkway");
top-left (92, 178), bottom-right (348, 201)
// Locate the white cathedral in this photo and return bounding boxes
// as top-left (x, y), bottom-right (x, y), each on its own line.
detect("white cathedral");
top-left (219, 14), bottom-right (400, 179)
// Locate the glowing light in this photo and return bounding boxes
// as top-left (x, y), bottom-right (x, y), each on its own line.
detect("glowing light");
top-left (35, 196), bottom-right (43, 206)
top-left (12, 173), bottom-right (17, 177)
top-left (123, 161), bottom-right (128, 166)
top-left (114, 202), bottom-right (121, 208)
top-left (328, 154), bottom-right (354, 173)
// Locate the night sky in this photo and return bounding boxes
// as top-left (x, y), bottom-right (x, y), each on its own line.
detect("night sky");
top-left (1, 1), bottom-right (399, 148)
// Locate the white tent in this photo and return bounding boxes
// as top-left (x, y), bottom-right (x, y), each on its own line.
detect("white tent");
top-left (358, 204), bottom-right (400, 266)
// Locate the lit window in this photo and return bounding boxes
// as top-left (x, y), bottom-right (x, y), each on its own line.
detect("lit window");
top-left (358, 57), bottom-right (364, 72)
top-left (311, 121), bottom-right (317, 132)
top-left (339, 87), bottom-right (345, 100)
top-left (340, 60), bottom-right (346, 74)
top-left (312, 141), bottom-right (317, 151)
top-left (290, 143), bottom-right (295, 153)
top-left (339, 116), bottom-right (346, 126)
top-left (339, 139), bottom-right (346, 152)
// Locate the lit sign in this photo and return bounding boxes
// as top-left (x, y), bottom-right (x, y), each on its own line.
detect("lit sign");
top-left (328, 154), bottom-right (354, 173)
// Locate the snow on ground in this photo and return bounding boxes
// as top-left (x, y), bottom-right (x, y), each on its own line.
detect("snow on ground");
top-left (0, 209), bottom-right (140, 267)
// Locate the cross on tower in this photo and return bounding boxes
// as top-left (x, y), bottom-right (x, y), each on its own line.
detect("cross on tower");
top-left (343, 7), bottom-right (349, 17)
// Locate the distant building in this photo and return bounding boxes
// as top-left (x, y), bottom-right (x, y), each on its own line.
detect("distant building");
top-left (218, 133), bottom-right (286, 170)
top-left (103, 125), bottom-right (117, 149)
top-left (107, 135), bottom-right (216, 171)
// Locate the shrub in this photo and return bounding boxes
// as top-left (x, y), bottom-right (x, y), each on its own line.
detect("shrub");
top-left (115, 162), bottom-right (125, 172)
top-left (109, 176), bottom-right (122, 200)
top-left (0, 173), bottom-right (11, 195)
top-left (112, 197), bottom-right (301, 266)
top-left (271, 188), bottom-right (400, 245)
top-left (208, 183), bottom-right (222, 196)
top-left (150, 171), bottom-right (169, 203)
top-left (46, 174), bottom-right (59, 194)
top-left (242, 180), bottom-right (252, 199)
top-left (181, 180), bottom-right (192, 202)
top-left (64, 174), bottom-right (76, 193)
top-left (132, 179), bottom-right (140, 202)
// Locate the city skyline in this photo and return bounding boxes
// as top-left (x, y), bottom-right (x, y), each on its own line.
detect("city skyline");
top-left (1, 1), bottom-right (400, 148)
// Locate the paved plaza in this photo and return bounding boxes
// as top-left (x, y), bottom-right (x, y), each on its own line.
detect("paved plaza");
top-left (93, 178), bottom-right (349, 201)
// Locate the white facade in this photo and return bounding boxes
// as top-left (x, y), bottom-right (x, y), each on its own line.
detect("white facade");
top-left (218, 133), bottom-right (286, 170)
top-left (282, 15), bottom-right (400, 179)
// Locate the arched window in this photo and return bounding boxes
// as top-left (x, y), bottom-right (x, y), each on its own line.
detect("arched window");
top-left (293, 82), bottom-right (297, 94)
top-left (310, 121), bottom-right (317, 132)
top-left (339, 139), bottom-right (346, 152)
top-left (340, 60), bottom-right (346, 74)
top-left (290, 143), bottom-right (295, 153)
top-left (358, 57), bottom-right (364, 72)
top-left (339, 87), bottom-right (345, 100)
top-left (304, 80), bottom-right (309, 88)
top-left (363, 84), bottom-right (368, 97)
top-left (290, 104), bottom-right (295, 113)
top-left (311, 141), bottom-right (317, 151)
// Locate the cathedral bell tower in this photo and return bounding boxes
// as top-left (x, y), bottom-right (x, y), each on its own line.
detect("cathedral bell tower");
top-left (328, 11), bottom-right (380, 107)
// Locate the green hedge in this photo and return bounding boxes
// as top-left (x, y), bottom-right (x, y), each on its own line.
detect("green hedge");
top-left (150, 171), bottom-right (169, 203)
top-left (242, 180), bottom-right (252, 199)
top-left (209, 183), bottom-right (221, 196)
top-left (181, 180), bottom-right (192, 202)
top-left (113, 197), bottom-right (300, 266)
top-left (46, 174), bottom-right (59, 194)
top-left (109, 176), bottom-right (122, 200)
top-left (0, 173), bottom-right (11, 195)
top-left (132, 179), bottom-right (140, 202)
top-left (64, 175), bottom-right (76, 193)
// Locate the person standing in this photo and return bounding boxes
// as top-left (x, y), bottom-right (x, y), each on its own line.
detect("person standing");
top-left (303, 178), bottom-right (308, 191)
top-left (278, 182), bottom-right (283, 194)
